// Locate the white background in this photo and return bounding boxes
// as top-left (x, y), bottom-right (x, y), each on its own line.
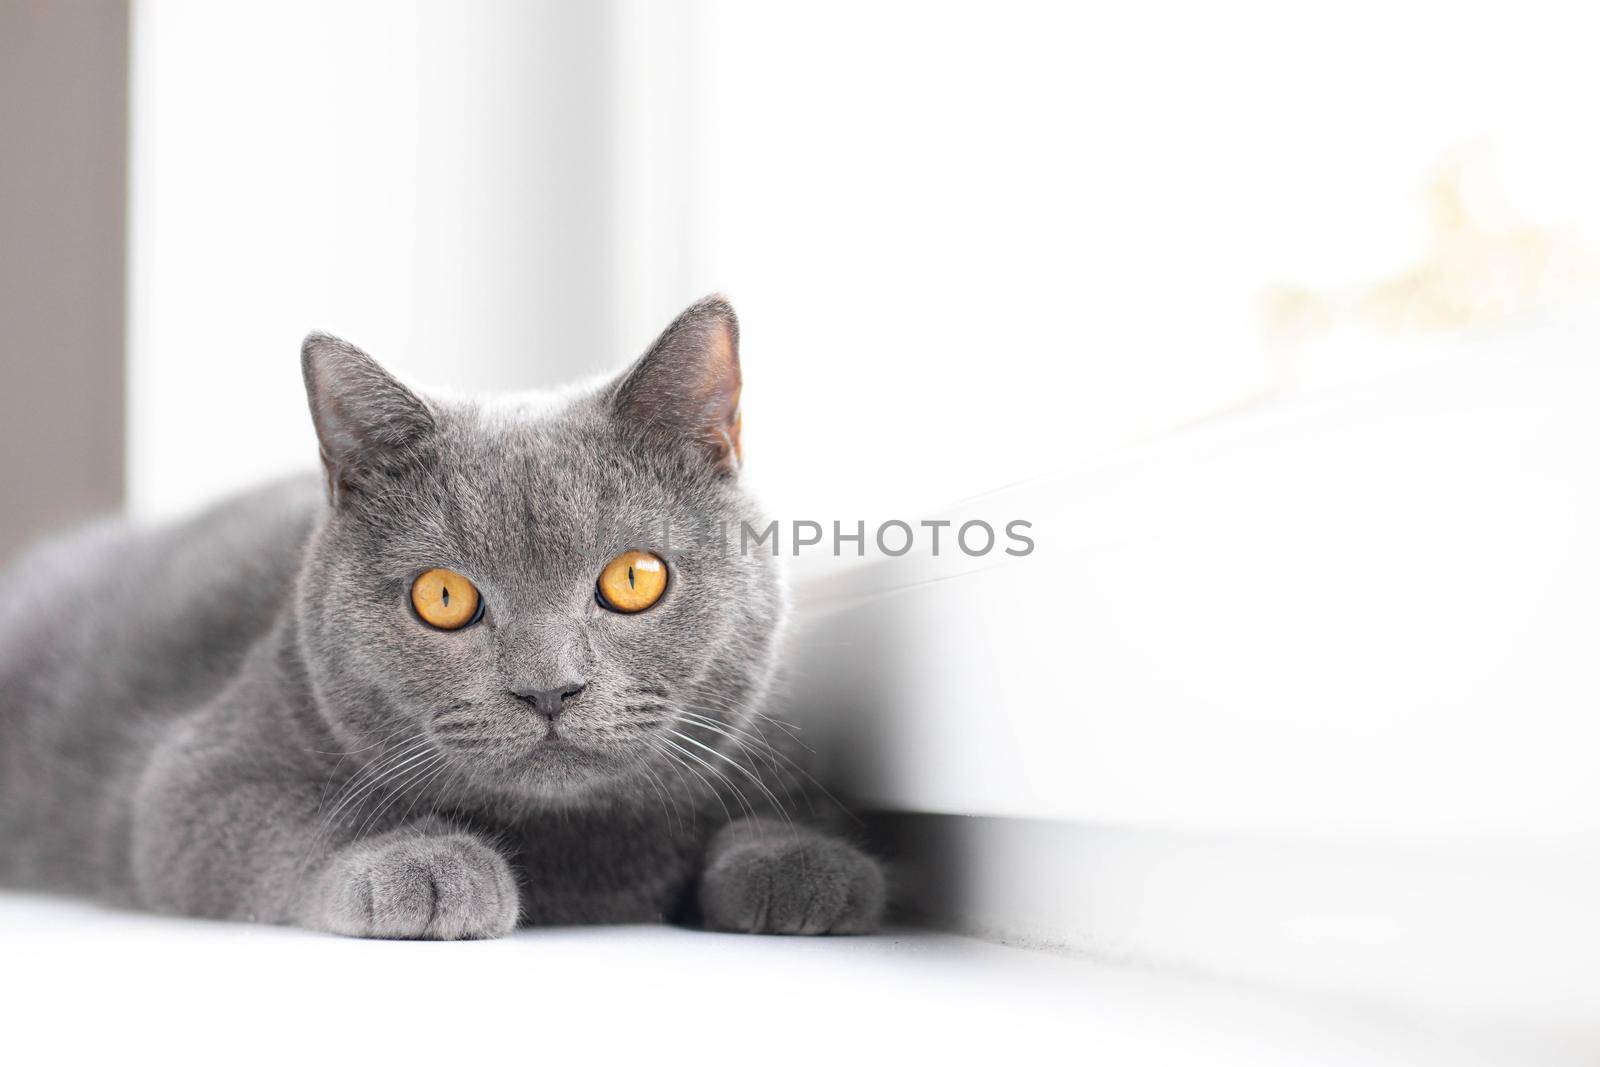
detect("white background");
top-left (132, 0), bottom-right (1600, 523)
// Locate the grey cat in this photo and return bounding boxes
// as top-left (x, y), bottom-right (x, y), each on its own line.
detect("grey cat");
top-left (0, 296), bottom-right (885, 939)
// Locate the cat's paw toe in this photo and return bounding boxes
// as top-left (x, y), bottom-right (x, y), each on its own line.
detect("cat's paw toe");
top-left (320, 832), bottom-right (519, 940)
top-left (699, 830), bottom-right (885, 935)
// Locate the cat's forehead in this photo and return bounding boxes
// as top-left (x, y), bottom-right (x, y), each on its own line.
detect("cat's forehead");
top-left (425, 398), bottom-right (690, 549)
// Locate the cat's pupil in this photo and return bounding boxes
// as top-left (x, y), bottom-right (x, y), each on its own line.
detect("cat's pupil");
top-left (441, 586), bottom-right (450, 606)
top-left (628, 565), bottom-right (635, 589)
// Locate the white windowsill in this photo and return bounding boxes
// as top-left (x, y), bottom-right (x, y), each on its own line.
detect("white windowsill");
top-left (0, 891), bottom-right (1563, 1065)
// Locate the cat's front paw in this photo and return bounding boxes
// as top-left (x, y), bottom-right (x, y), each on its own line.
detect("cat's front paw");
top-left (699, 824), bottom-right (886, 935)
top-left (315, 831), bottom-right (519, 940)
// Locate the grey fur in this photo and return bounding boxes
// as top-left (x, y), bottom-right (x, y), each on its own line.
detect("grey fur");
top-left (0, 296), bottom-right (884, 939)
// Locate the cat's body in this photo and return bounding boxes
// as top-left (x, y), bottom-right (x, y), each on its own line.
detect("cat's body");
top-left (0, 298), bottom-right (884, 937)
top-left (0, 477), bottom-right (322, 901)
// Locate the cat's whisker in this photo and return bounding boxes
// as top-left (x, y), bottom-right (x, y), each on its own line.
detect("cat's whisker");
top-left (673, 712), bottom-right (807, 817)
top-left (648, 741), bottom-right (696, 807)
top-left (312, 731), bottom-right (431, 825)
top-left (352, 752), bottom-right (448, 842)
top-left (317, 732), bottom-right (432, 809)
top-left (658, 736), bottom-right (758, 823)
top-left (629, 753), bottom-right (682, 836)
top-left (694, 696), bottom-right (808, 744)
top-left (673, 689), bottom-right (806, 740)
top-left (307, 719), bottom-right (422, 757)
top-left (318, 738), bottom-right (439, 832)
top-left (300, 737), bottom-right (433, 852)
top-left (654, 742), bottom-right (736, 826)
top-left (419, 763), bottom-right (467, 839)
top-left (750, 711), bottom-right (810, 741)
top-left (676, 706), bottom-right (858, 825)
top-left (280, 730), bottom-right (437, 915)
top-left (676, 705), bottom-right (804, 775)
top-left (370, 755), bottom-right (453, 841)
top-left (665, 727), bottom-right (794, 830)
top-left (676, 710), bottom-right (788, 772)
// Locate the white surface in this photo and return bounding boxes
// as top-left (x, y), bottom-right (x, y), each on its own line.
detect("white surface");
top-left (0, 892), bottom-right (1568, 1066)
top-left (875, 816), bottom-right (1600, 1042)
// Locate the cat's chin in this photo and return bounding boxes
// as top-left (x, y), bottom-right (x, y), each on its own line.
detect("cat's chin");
top-left (452, 735), bottom-right (634, 798)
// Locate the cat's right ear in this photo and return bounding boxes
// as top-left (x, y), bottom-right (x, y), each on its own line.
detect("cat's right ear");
top-left (301, 333), bottom-right (436, 506)
top-left (611, 295), bottom-right (743, 475)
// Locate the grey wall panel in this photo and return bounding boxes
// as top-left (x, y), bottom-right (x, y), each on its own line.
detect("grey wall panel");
top-left (0, 0), bottom-right (128, 562)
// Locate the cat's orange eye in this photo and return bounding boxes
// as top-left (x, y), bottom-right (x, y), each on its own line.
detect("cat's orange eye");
top-left (596, 550), bottom-right (668, 614)
top-left (410, 568), bottom-right (483, 630)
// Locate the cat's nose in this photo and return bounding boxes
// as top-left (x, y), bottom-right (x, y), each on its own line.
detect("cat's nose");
top-left (509, 682), bottom-right (587, 718)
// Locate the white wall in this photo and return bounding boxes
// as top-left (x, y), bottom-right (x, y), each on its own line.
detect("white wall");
top-left (791, 335), bottom-right (1600, 839)
top-left (129, 0), bottom-right (636, 517)
top-left (688, 0), bottom-right (1600, 525)
top-left (132, 0), bottom-right (1600, 524)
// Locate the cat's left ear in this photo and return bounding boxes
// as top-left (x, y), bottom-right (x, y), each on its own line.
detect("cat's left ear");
top-left (612, 295), bottom-right (742, 475)
top-left (302, 332), bottom-right (437, 506)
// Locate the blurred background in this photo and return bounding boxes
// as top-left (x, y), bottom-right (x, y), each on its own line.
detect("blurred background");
top-left (4, 0), bottom-right (1600, 1060)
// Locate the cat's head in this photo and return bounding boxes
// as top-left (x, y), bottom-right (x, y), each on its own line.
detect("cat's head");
top-left (294, 297), bottom-right (784, 803)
